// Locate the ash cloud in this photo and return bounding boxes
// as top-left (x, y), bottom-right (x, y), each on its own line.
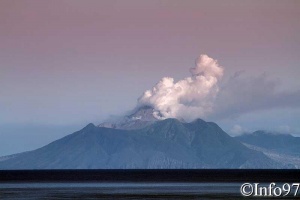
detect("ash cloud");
top-left (137, 54), bottom-right (300, 122)
top-left (137, 54), bottom-right (223, 121)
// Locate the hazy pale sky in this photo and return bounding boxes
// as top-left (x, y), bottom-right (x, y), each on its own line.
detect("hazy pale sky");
top-left (1, 0), bottom-right (300, 156)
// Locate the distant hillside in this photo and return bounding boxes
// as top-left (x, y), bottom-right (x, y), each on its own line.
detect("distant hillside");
top-left (236, 131), bottom-right (300, 169)
top-left (236, 131), bottom-right (300, 156)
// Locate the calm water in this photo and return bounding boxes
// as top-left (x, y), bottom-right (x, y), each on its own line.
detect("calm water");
top-left (0, 182), bottom-right (245, 199)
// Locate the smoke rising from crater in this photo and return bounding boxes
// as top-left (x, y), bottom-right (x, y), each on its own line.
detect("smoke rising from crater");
top-left (137, 54), bottom-right (223, 121)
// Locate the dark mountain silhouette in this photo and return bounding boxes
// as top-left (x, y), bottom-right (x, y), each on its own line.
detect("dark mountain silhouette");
top-left (0, 119), bottom-right (287, 169)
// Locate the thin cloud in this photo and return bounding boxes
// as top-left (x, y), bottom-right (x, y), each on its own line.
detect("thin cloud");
top-left (210, 72), bottom-right (300, 120)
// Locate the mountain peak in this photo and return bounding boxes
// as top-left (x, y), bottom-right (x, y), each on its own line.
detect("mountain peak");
top-left (191, 118), bottom-right (206, 124)
top-left (82, 123), bottom-right (95, 131)
top-left (98, 106), bottom-right (161, 130)
top-left (187, 118), bottom-right (208, 129)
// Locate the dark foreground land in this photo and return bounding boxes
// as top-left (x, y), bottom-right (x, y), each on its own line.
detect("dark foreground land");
top-left (0, 169), bottom-right (300, 182)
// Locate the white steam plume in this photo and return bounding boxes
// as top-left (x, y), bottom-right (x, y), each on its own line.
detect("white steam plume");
top-left (137, 54), bottom-right (223, 121)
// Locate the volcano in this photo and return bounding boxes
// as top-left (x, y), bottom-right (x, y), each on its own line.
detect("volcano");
top-left (0, 118), bottom-right (288, 169)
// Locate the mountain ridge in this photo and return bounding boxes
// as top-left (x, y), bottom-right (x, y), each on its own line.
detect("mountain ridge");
top-left (0, 118), bottom-right (289, 169)
top-left (236, 130), bottom-right (300, 156)
top-left (235, 130), bottom-right (300, 168)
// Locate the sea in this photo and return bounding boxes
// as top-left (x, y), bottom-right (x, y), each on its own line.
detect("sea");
top-left (0, 170), bottom-right (299, 199)
top-left (0, 182), bottom-right (244, 199)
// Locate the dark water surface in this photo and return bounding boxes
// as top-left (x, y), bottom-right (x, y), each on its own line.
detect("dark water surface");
top-left (0, 182), bottom-right (244, 199)
top-left (1, 170), bottom-right (299, 199)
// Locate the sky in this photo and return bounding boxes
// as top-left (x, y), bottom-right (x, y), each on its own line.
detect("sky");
top-left (0, 0), bottom-right (300, 156)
